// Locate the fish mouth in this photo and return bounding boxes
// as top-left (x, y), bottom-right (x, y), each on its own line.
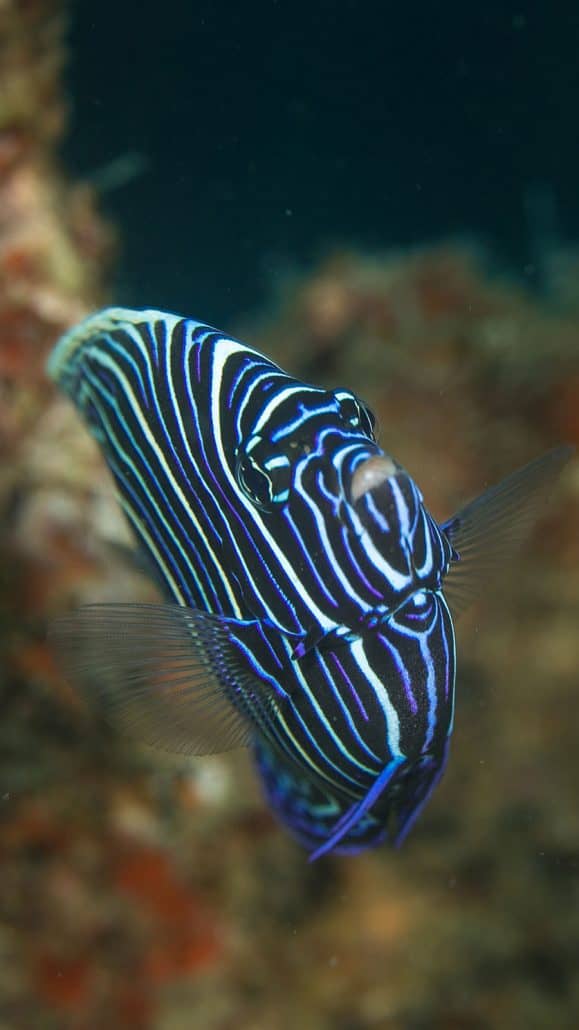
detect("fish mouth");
top-left (354, 587), bottom-right (438, 632)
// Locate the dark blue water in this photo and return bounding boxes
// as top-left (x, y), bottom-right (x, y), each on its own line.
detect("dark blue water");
top-left (62, 2), bottom-right (579, 322)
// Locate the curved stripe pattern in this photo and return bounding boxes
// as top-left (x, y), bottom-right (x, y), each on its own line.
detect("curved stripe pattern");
top-left (48, 307), bottom-right (457, 854)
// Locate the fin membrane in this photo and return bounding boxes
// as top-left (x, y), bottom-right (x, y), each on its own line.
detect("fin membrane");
top-left (49, 602), bottom-right (276, 755)
top-left (442, 445), bottom-right (574, 616)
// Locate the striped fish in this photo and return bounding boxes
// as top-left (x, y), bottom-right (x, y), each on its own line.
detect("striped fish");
top-left (47, 308), bottom-right (572, 859)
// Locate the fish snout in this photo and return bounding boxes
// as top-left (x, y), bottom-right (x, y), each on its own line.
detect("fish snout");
top-left (349, 455), bottom-right (398, 504)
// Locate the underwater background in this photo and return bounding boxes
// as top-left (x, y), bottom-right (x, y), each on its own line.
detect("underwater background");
top-left (1, 2), bottom-right (578, 1027)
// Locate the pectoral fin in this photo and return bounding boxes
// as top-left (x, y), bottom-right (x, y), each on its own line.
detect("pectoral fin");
top-left (49, 603), bottom-right (281, 754)
top-left (441, 445), bottom-right (573, 616)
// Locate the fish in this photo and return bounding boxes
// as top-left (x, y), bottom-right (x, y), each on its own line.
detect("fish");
top-left (46, 307), bottom-right (572, 859)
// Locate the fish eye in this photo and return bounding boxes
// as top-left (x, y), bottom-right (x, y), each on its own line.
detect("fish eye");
top-left (235, 435), bottom-right (292, 511)
top-left (334, 391), bottom-right (376, 440)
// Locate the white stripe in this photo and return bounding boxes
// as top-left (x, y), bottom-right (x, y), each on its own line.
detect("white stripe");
top-left (90, 345), bottom-right (235, 610)
top-left (332, 443), bottom-right (412, 593)
top-left (251, 383), bottom-right (324, 437)
top-left (210, 342), bottom-right (335, 630)
top-left (350, 638), bottom-right (402, 758)
top-left (81, 373), bottom-right (194, 606)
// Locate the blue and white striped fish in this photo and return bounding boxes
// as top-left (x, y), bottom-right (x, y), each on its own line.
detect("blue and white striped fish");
top-left (47, 308), bottom-right (571, 859)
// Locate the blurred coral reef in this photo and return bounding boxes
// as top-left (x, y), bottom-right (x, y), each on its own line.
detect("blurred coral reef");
top-left (1, 3), bottom-right (579, 1028)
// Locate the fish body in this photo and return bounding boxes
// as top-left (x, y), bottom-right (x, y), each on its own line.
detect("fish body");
top-left (47, 308), bottom-right (571, 858)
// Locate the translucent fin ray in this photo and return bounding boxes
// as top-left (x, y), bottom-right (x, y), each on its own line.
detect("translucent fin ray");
top-left (442, 445), bottom-right (574, 616)
top-left (49, 602), bottom-right (276, 755)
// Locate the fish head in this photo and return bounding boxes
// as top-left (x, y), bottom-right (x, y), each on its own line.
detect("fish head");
top-left (234, 380), bottom-right (449, 608)
top-left (347, 455), bottom-right (434, 578)
top-left (234, 383), bottom-right (377, 513)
